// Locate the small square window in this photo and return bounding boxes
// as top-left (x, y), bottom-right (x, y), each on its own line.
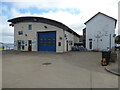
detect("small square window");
top-left (18, 31), bottom-right (23, 35)
top-left (28, 25), bottom-right (32, 30)
top-left (69, 41), bottom-right (73, 45)
top-left (89, 39), bottom-right (92, 41)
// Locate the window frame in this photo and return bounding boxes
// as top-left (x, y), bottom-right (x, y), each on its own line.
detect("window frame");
top-left (18, 31), bottom-right (23, 35)
top-left (28, 25), bottom-right (32, 30)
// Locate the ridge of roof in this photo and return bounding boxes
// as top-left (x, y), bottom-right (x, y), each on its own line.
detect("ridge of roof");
top-left (84, 12), bottom-right (117, 25)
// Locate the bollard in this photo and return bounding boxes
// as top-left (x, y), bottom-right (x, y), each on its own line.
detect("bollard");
top-left (101, 50), bottom-right (111, 66)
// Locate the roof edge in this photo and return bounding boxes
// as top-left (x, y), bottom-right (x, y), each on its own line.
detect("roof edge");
top-left (8, 16), bottom-right (80, 37)
top-left (84, 12), bottom-right (117, 25)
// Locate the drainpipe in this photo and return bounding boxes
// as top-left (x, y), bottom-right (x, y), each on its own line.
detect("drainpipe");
top-left (97, 37), bottom-right (98, 51)
top-left (63, 30), bottom-right (65, 52)
top-left (110, 34), bottom-right (111, 50)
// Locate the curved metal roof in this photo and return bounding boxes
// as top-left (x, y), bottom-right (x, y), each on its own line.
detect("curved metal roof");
top-left (8, 16), bottom-right (80, 37)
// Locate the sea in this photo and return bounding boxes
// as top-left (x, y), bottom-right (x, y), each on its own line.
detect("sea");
top-left (0, 43), bottom-right (14, 50)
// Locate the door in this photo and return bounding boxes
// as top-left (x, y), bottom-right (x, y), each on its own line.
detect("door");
top-left (66, 40), bottom-right (68, 51)
top-left (89, 39), bottom-right (92, 50)
top-left (28, 40), bottom-right (32, 51)
top-left (38, 31), bottom-right (56, 52)
top-left (89, 41), bottom-right (92, 49)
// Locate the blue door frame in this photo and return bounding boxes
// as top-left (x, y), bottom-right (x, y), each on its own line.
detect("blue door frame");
top-left (37, 31), bottom-right (56, 52)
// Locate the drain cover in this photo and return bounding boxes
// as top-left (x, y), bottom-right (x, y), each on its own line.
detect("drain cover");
top-left (42, 63), bottom-right (52, 65)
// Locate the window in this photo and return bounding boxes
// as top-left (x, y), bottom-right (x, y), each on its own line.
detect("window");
top-left (18, 31), bottom-right (23, 35)
top-left (28, 25), bottom-right (32, 30)
top-left (17, 40), bottom-right (21, 50)
top-left (58, 42), bottom-right (61, 46)
top-left (69, 41), bottom-right (73, 45)
top-left (89, 39), bottom-right (92, 41)
top-left (22, 41), bottom-right (24, 50)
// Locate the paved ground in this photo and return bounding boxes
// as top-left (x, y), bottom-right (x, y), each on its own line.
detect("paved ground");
top-left (105, 61), bottom-right (120, 76)
top-left (0, 51), bottom-right (2, 89)
top-left (2, 51), bottom-right (118, 88)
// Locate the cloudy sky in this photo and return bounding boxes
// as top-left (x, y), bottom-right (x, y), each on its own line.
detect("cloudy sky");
top-left (0, 0), bottom-right (119, 43)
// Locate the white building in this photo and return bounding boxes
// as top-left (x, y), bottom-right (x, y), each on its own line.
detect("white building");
top-left (84, 12), bottom-right (117, 51)
top-left (8, 16), bottom-right (80, 53)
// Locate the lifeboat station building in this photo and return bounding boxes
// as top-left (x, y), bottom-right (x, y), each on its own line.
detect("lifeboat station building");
top-left (8, 17), bottom-right (80, 53)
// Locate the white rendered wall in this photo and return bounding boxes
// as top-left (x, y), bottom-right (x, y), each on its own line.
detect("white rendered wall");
top-left (118, 2), bottom-right (120, 35)
top-left (14, 22), bottom-right (79, 52)
top-left (86, 14), bottom-right (116, 51)
top-left (14, 22), bottom-right (64, 52)
top-left (64, 31), bottom-right (75, 52)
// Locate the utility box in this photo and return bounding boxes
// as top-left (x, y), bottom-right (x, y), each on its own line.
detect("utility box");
top-left (110, 52), bottom-right (117, 62)
top-left (101, 51), bottom-right (111, 66)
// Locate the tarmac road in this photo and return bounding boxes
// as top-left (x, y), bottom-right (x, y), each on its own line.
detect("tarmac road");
top-left (2, 51), bottom-right (118, 88)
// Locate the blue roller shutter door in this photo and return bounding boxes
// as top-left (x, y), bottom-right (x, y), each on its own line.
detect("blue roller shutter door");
top-left (38, 31), bottom-right (56, 52)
